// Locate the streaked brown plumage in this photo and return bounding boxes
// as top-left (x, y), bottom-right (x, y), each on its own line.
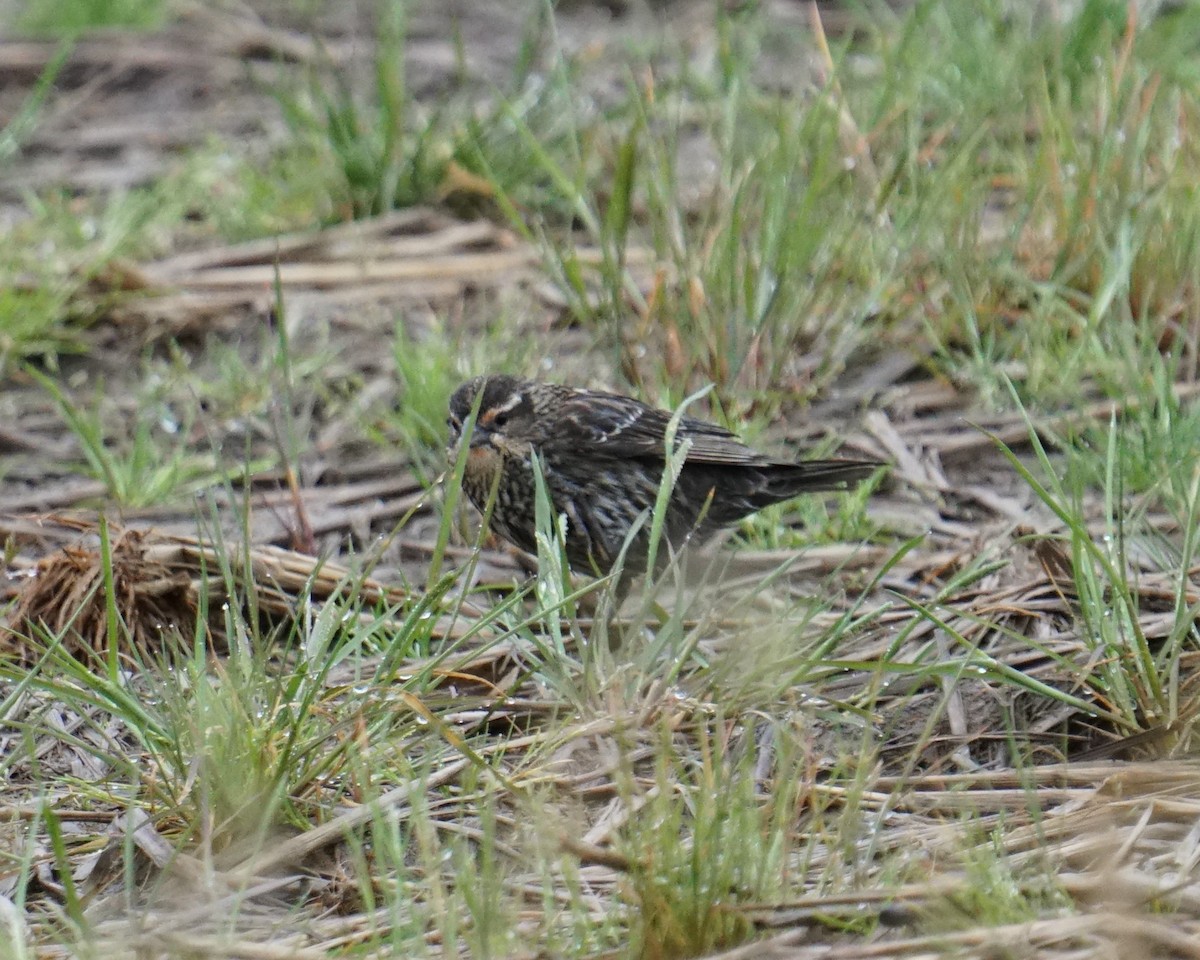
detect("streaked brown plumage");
top-left (447, 374), bottom-right (880, 582)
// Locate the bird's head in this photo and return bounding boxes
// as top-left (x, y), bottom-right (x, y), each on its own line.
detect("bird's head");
top-left (447, 374), bottom-right (537, 458)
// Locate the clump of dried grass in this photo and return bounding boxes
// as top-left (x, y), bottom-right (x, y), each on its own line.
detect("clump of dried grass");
top-left (3, 527), bottom-right (197, 664)
top-left (1, 521), bottom-right (412, 666)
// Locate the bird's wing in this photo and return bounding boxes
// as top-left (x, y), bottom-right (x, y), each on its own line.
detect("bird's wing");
top-left (548, 391), bottom-right (768, 465)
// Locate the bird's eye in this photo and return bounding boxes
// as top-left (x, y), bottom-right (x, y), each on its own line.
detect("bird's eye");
top-left (491, 411), bottom-right (510, 429)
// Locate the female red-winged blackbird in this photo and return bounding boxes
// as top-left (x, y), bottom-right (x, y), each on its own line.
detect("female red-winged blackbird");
top-left (447, 374), bottom-right (880, 582)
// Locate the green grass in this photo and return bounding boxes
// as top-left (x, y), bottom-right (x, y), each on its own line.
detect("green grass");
top-left (13, 0), bottom-right (166, 35)
top-left (0, 155), bottom-right (331, 376)
top-left (7, 0), bottom-right (1200, 955)
top-left (0, 188), bottom-right (168, 375)
top-left (266, 0), bottom-right (585, 224)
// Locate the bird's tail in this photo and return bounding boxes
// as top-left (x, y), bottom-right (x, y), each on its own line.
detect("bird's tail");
top-left (764, 458), bottom-right (882, 497)
top-left (690, 458), bottom-right (883, 529)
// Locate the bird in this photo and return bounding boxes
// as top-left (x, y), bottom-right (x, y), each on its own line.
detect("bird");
top-left (446, 374), bottom-right (880, 585)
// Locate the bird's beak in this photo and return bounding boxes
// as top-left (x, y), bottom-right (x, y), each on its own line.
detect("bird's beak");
top-left (468, 425), bottom-right (493, 449)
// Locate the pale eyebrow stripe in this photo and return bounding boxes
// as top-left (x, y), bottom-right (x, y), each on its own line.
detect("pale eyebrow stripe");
top-left (480, 392), bottom-right (523, 425)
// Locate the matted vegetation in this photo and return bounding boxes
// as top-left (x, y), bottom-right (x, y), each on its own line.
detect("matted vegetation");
top-left (3, 0), bottom-right (1200, 957)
